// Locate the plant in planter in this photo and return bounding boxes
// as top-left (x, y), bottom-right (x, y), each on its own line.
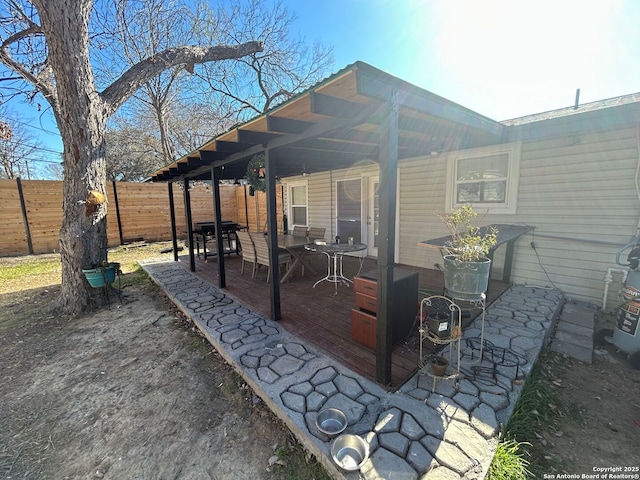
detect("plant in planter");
top-left (437, 204), bottom-right (498, 300)
top-left (430, 355), bottom-right (449, 376)
top-left (82, 261), bottom-right (120, 288)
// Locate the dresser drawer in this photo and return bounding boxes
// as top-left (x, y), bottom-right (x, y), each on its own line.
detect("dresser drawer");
top-left (353, 276), bottom-right (377, 297)
top-left (351, 308), bottom-right (376, 349)
top-left (355, 292), bottom-right (377, 313)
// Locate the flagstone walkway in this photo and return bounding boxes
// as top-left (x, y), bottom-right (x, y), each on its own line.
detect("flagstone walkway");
top-left (140, 259), bottom-right (564, 480)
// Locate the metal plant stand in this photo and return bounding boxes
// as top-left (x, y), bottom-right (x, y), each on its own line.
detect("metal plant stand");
top-left (87, 264), bottom-right (123, 309)
top-left (418, 295), bottom-right (462, 392)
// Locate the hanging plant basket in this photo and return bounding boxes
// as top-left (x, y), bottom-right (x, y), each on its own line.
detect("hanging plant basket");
top-left (246, 154), bottom-right (266, 193)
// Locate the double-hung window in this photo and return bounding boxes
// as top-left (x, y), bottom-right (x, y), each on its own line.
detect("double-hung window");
top-left (288, 181), bottom-right (308, 227)
top-left (445, 142), bottom-right (521, 214)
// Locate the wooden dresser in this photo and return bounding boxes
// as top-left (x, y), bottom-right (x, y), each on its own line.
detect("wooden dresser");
top-left (350, 268), bottom-right (419, 349)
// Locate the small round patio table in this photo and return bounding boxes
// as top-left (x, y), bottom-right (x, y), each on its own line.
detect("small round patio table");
top-left (305, 242), bottom-right (367, 294)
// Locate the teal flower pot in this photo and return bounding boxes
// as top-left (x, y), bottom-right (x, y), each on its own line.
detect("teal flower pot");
top-left (82, 264), bottom-right (117, 288)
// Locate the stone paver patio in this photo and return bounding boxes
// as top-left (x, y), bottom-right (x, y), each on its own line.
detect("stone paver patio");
top-left (140, 259), bottom-right (564, 479)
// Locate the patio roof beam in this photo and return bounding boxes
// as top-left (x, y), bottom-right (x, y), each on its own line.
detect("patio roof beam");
top-left (294, 137), bottom-right (379, 156)
top-left (195, 150), bottom-right (227, 161)
top-left (237, 129), bottom-right (284, 146)
top-left (266, 115), bottom-right (315, 134)
top-left (268, 102), bottom-right (386, 151)
top-left (198, 145), bottom-right (263, 173)
top-left (355, 67), bottom-right (505, 138)
top-left (215, 140), bottom-right (254, 153)
top-left (310, 92), bottom-right (370, 118)
top-left (162, 99), bottom-right (386, 182)
top-left (271, 154), bottom-right (373, 177)
top-left (328, 128), bottom-right (380, 144)
top-left (276, 145), bottom-right (375, 162)
top-left (186, 157), bottom-right (209, 168)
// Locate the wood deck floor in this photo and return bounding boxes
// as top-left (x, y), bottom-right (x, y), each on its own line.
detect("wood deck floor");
top-left (182, 250), bottom-right (510, 390)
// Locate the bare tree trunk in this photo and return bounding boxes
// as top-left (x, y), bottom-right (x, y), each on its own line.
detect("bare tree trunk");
top-left (58, 115), bottom-right (109, 314)
top-left (37, 0), bottom-right (109, 314)
top-left (155, 104), bottom-right (175, 166)
top-left (1, 0), bottom-right (262, 315)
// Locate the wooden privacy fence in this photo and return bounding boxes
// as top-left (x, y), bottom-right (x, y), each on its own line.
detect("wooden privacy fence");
top-left (0, 179), bottom-right (284, 257)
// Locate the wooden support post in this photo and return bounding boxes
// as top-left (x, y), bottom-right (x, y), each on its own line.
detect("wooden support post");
top-left (243, 184), bottom-right (250, 230)
top-left (376, 92), bottom-right (399, 386)
top-left (168, 182), bottom-right (179, 262)
top-left (211, 166), bottom-right (226, 288)
top-left (265, 149), bottom-right (282, 321)
top-left (183, 178), bottom-right (195, 272)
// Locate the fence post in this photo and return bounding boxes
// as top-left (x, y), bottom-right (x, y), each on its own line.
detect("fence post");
top-left (16, 177), bottom-right (34, 255)
top-left (112, 181), bottom-right (124, 245)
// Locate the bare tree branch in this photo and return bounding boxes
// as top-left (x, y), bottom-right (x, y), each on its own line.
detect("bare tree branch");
top-left (0, 3), bottom-right (57, 108)
top-left (100, 41), bottom-right (263, 115)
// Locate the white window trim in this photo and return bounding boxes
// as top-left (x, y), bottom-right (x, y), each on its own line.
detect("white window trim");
top-left (445, 141), bottom-right (521, 214)
top-left (334, 176), bottom-right (363, 241)
top-left (286, 180), bottom-right (309, 227)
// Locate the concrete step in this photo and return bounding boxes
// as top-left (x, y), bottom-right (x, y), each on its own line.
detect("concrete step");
top-left (550, 301), bottom-right (595, 364)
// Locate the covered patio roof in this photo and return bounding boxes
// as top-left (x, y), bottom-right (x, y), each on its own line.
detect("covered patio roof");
top-left (150, 61), bottom-right (505, 182)
top-left (150, 61), bottom-right (507, 386)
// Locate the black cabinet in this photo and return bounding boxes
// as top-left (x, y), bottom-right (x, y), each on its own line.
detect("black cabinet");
top-left (351, 268), bottom-right (419, 349)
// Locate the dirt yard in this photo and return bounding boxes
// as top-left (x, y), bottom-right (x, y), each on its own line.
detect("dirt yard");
top-left (537, 312), bottom-right (640, 476)
top-left (1, 248), bottom-right (639, 479)
top-left (0, 260), bottom-right (327, 479)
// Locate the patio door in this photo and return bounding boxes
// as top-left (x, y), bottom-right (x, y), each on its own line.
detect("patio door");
top-left (366, 177), bottom-right (379, 257)
top-left (336, 179), bottom-right (362, 245)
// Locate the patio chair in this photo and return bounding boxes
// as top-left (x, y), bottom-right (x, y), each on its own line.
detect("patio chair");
top-left (251, 232), bottom-right (292, 282)
top-left (292, 225), bottom-right (308, 236)
top-left (235, 230), bottom-right (257, 277)
top-left (304, 226), bottom-right (327, 273)
top-left (307, 226), bottom-right (326, 240)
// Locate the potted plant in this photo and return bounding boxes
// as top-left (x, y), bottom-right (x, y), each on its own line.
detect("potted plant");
top-left (430, 355), bottom-right (449, 376)
top-left (437, 204), bottom-right (498, 301)
top-left (82, 261), bottom-right (120, 288)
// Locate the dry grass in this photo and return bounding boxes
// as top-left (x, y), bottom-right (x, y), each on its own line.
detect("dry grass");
top-left (0, 241), bottom-right (180, 295)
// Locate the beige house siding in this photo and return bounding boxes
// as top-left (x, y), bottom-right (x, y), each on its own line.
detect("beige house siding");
top-left (509, 125), bottom-right (640, 306)
top-left (397, 155), bottom-right (449, 271)
top-left (308, 172), bottom-right (333, 236)
top-left (286, 163), bottom-right (378, 241)
top-left (282, 123), bottom-right (640, 308)
top-left (399, 125), bottom-right (640, 307)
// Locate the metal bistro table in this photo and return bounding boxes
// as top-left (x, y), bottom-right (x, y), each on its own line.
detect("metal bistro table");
top-left (305, 241), bottom-right (367, 294)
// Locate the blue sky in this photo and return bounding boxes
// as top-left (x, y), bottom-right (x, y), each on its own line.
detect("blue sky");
top-left (290, 0), bottom-right (640, 120)
top-left (6, 0), bottom-right (640, 170)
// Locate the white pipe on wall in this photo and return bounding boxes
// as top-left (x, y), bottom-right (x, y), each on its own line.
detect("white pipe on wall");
top-left (603, 267), bottom-right (629, 310)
